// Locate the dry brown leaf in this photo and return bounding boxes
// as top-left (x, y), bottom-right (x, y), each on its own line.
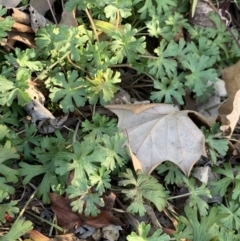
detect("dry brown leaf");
top-left (218, 61), bottom-right (240, 137)
top-left (220, 89), bottom-right (240, 136)
top-left (106, 104), bottom-right (207, 175)
top-left (29, 230), bottom-right (49, 241)
top-left (128, 146), bottom-right (143, 172)
top-left (0, 0), bottom-right (21, 8)
top-left (49, 193), bottom-right (83, 231)
top-left (59, 9), bottom-right (78, 27)
top-left (49, 193), bottom-right (122, 231)
top-left (30, 0), bottom-right (56, 15)
top-left (29, 230), bottom-right (84, 241)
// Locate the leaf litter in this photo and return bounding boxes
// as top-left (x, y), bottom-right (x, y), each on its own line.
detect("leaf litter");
top-left (2, 0), bottom-right (240, 240)
top-left (106, 103), bottom-right (207, 175)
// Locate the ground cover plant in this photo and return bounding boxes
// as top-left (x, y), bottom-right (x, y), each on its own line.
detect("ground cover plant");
top-left (1, 0), bottom-right (240, 240)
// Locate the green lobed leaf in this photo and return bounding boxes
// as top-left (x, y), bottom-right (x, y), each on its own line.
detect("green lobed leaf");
top-left (0, 5), bottom-right (14, 42)
top-left (210, 163), bottom-right (240, 200)
top-left (181, 54), bottom-right (218, 98)
top-left (147, 40), bottom-right (178, 79)
top-left (133, 0), bottom-right (176, 19)
top-left (157, 161), bottom-right (185, 185)
top-left (82, 113), bottom-right (118, 139)
top-left (0, 200), bottom-right (19, 224)
top-left (0, 70), bottom-right (31, 106)
top-left (110, 24), bottom-right (146, 63)
top-left (183, 177), bottom-right (211, 216)
top-left (12, 124), bottom-right (41, 161)
top-left (5, 48), bottom-right (43, 72)
top-left (218, 201), bottom-right (240, 231)
top-left (99, 132), bottom-right (128, 171)
top-left (201, 123), bottom-right (228, 164)
top-left (150, 73), bottom-right (185, 105)
top-left (66, 178), bottom-right (104, 216)
top-left (0, 140), bottom-right (19, 183)
top-left (1, 219), bottom-right (32, 241)
top-left (176, 205), bottom-right (221, 241)
top-left (47, 70), bottom-right (86, 113)
top-left (55, 140), bottom-right (103, 181)
top-left (89, 167), bottom-right (111, 195)
top-left (86, 68), bottom-right (120, 105)
top-left (127, 222), bottom-right (170, 241)
top-left (119, 169), bottom-right (168, 216)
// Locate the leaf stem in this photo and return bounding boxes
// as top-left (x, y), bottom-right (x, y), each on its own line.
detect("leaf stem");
top-left (33, 52), bottom-right (69, 82)
top-left (168, 193), bottom-right (191, 200)
top-left (139, 55), bottom-right (158, 59)
top-left (67, 53), bottom-right (88, 73)
top-left (85, 8), bottom-right (99, 41)
top-left (25, 211), bottom-right (64, 232)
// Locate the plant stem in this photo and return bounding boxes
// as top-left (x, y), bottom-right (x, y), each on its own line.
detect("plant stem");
top-left (33, 52), bottom-right (69, 82)
top-left (25, 211), bottom-right (64, 232)
top-left (85, 8), bottom-right (99, 41)
top-left (139, 55), bottom-right (158, 59)
top-left (14, 188), bottom-right (37, 224)
top-left (168, 193), bottom-right (191, 200)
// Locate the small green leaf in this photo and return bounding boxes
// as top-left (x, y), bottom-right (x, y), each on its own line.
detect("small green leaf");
top-left (0, 200), bottom-right (19, 224)
top-left (12, 124), bottom-right (41, 161)
top-left (0, 5), bottom-right (14, 42)
top-left (82, 113), bottom-right (118, 139)
top-left (147, 40), bottom-right (178, 79)
top-left (110, 24), bottom-right (146, 63)
top-left (0, 72), bottom-right (31, 106)
top-left (210, 163), bottom-right (240, 201)
top-left (175, 205), bottom-right (221, 241)
top-left (218, 202), bottom-right (240, 230)
top-left (119, 169), bottom-right (168, 216)
top-left (127, 222), bottom-right (170, 241)
top-left (47, 70), bottom-right (86, 112)
top-left (157, 161), bottom-right (185, 185)
top-left (150, 73), bottom-right (185, 105)
top-left (66, 178), bottom-right (104, 217)
top-left (86, 68), bottom-right (120, 105)
top-left (55, 140), bottom-right (102, 181)
top-left (201, 123), bottom-right (228, 164)
top-left (183, 177), bottom-right (211, 216)
top-left (99, 132), bottom-right (128, 171)
top-left (181, 54), bottom-right (218, 97)
top-left (89, 167), bottom-right (111, 195)
top-left (5, 48), bottom-right (43, 72)
top-left (0, 141), bottom-right (19, 183)
top-left (1, 219), bottom-right (32, 241)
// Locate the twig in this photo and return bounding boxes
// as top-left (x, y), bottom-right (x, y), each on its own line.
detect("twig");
top-left (14, 188), bottom-right (37, 224)
top-left (46, 0), bottom-right (58, 25)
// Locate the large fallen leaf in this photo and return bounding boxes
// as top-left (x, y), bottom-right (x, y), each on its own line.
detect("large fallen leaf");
top-left (0, 0), bottom-right (21, 8)
top-left (30, 0), bottom-right (56, 15)
top-left (106, 104), bottom-right (207, 176)
top-left (218, 61), bottom-right (240, 137)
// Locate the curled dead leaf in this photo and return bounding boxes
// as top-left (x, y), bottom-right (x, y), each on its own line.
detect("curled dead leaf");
top-left (218, 61), bottom-right (240, 137)
top-left (49, 193), bottom-right (122, 232)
